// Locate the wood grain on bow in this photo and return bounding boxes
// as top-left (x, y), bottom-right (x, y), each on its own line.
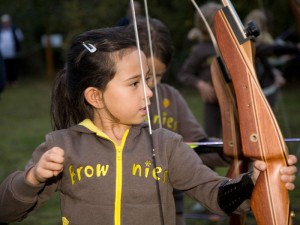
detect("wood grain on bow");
top-left (213, 0), bottom-right (291, 224)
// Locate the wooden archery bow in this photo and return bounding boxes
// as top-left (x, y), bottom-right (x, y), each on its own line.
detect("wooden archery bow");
top-left (213, 0), bottom-right (291, 225)
top-left (190, 1), bottom-right (249, 224)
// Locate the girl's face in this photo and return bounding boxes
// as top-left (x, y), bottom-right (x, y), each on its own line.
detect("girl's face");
top-left (102, 49), bottom-right (153, 125)
top-left (146, 57), bottom-right (167, 89)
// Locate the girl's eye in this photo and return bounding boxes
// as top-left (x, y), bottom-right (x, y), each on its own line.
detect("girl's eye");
top-left (146, 75), bottom-right (151, 81)
top-left (145, 76), bottom-right (152, 85)
top-left (157, 74), bottom-right (163, 80)
top-left (131, 81), bottom-right (139, 87)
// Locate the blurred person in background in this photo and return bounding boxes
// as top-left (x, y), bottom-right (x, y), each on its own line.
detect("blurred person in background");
top-left (0, 52), bottom-right (6, 97)
top-left (0, 14), bottom-right (24, 88)
top-left (244, 9), bottom-right (300, 109)
top-left (178, 2), bottom-right (222, 138)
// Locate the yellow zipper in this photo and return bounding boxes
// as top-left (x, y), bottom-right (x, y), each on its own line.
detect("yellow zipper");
top-left (79, 119), bottom-right (129, 225)
top-left (114, 129), bottom-right (129, 225)
top-left (114, 145), bottom-right (122, 225)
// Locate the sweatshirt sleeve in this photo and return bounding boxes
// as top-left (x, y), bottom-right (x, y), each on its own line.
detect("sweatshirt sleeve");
top-left (0, 171), bottom-right (45, 222)
top-left (178, 45), bottom-right (205, 88)
top-left (256, 42), bottom-right (300, 57)
top-left (0, 142), bottom-right (60, 223)
top-left (178, 42), bottom-right (214, 87)
top-left (161, 131), bottom-right (250, 215)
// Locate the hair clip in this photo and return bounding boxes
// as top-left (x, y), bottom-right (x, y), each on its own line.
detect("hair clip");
top-left (82, 42), bottom-right (97, 53)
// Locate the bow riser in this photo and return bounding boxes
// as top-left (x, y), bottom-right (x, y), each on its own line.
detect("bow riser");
top-left (210, 58), bottom-right (241, 157)
top-left (214, 6), bottom-right (290, 225)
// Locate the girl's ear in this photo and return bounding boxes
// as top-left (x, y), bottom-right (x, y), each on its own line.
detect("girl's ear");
top-left (84, 87), bottom-right (104, 109)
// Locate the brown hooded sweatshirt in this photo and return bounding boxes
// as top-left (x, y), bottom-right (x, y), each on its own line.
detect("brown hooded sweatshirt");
top-left (0, 119), bottom-right (249, 225)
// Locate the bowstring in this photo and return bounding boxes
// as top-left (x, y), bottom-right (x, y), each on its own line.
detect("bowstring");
top-left (130, 1), bottom-right (165, 224)
top-left (130, 0), bottom-right (153, 134)
top-left (144, 0), bottom-right (163, 128)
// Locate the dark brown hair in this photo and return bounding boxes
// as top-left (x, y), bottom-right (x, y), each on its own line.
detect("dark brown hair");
top-left (127, 18), bottom-right (174, 66)
top-left (51, 26), bottom-right (136, 130)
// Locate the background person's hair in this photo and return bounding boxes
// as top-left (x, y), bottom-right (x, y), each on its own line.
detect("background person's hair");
top-left (188, 2), bottom-right (222, 42)
top-left (128, 18), bottom-right (174, 66)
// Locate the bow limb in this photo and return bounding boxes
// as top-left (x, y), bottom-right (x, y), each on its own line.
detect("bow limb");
top-left (214, 1), bottom-right (291, 225)
top-left (211, 56), bottom-right (249, 225)
top-left (210, 58), bottom-right (248, 175)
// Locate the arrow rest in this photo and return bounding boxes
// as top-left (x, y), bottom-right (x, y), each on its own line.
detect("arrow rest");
top-left (245, 21), bottom-right (260, 38)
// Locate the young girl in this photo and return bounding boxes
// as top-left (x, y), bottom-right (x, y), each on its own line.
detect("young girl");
top-left (0, 26), bottom-right (296, 225)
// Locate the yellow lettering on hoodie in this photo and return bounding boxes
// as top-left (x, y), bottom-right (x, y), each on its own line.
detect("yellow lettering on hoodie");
top-left (96, 164), bottom-right (109, 176)
top-left (85, 165), bottom-right (94, 177)
top-left (132, 161), bottom-right (168, 183)
top-left (62, 217), bottom-right (69, 225)
top-left (69, 164), bottom-right (109, 185)
top-left (152, 111), bottom-right (178, 132)
top-left (69, 165), bottom-right (77, 185)
top-left (132, 164), bottom-right (142, 176)
top-left (153, 167), bottom-right (162, 180)
top-left (77, 166), bottom-right (83, 181)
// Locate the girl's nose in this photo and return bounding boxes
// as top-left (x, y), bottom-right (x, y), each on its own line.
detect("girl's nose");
top-left (145, 83), bottom-right (153, 99)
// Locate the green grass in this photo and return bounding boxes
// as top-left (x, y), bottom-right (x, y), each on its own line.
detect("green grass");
top-left (0, 76), bottom-right (299, 225)
top-left (0, 77), bottom-right (61, 225)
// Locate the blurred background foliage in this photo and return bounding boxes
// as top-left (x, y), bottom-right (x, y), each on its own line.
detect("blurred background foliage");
top-left (0, 0), bottom-right (298, 85)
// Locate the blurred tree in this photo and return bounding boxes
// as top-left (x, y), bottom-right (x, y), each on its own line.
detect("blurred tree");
top-left (0, 0), bottom-right (297, 82)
